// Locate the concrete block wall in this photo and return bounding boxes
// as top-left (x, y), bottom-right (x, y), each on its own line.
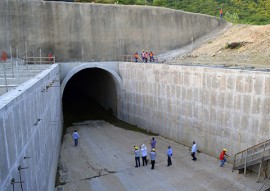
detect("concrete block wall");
top-left (0, 1), bottom-right (228, 61)
top-left (118, 62), bottom-right (270, 159)
top-left (0, 64), bottom-right (62, 191)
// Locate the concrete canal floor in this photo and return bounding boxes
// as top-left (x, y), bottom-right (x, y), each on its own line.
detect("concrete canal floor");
top-left (56, 120), bottom-right (266, 191)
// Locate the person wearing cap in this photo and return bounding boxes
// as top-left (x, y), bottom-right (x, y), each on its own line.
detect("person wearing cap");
top-left (167, 146), bottom-right (173, 166)
top-left (141, 144), bottom-right (148, 166)
top-left (220, 148), bottom-right (230, 167)
top-left (134, 146), bottom-right (141, 167)
top-left (191, 141), bottom-right (197, 161)
top-left (150, 148), bottom-right (156, 170)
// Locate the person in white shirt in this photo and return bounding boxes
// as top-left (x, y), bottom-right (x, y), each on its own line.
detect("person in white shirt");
top-left (141, 144), bottom-right (148, 166)
top-left (191, 141), bottom-right (197, 161)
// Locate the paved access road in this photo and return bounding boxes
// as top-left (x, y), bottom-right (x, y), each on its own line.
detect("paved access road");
top-left (56, 120), bottom-right (264, 191)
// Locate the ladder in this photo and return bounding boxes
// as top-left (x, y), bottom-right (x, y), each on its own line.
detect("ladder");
top-left (232, 139), bottom-right (270, 183)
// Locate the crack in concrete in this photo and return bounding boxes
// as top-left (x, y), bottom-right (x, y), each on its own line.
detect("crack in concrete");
top-left (58, 169), bottom-right (117, 186)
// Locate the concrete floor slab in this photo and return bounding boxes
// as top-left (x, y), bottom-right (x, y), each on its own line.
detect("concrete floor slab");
top-left (56, 120), bottom-right (267, 191)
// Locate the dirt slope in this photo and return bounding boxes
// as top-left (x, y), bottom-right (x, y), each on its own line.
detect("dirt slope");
top-left (174, 24), bottom-right (270, 69)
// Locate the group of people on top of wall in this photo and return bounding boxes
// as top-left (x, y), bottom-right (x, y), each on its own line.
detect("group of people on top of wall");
top-left (134, 50), bottom-right (155, 63)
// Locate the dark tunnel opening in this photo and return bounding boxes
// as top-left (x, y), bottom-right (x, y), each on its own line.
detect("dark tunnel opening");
top-left (62, 67), bottom-right (157, 135)
top-left (62, 68), bottom-right (118, 128)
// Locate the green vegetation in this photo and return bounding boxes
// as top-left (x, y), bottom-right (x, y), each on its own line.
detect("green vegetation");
top-left (76, 0), bottom-right (270, 25)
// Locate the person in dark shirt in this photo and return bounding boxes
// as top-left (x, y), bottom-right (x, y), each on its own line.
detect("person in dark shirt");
top-left (150, 137), bottom-right (156, 149)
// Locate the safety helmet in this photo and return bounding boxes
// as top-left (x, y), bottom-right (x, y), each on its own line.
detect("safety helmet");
top-left (152, 148), bottom-right (155, 152)
top-left (134, 146), bottom-right (138, 150)
top-left (223, 148), bottom-right (227, 152)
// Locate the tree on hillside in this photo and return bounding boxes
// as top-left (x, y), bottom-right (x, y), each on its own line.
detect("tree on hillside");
top-left (75, 0), bottom-right (270, 24)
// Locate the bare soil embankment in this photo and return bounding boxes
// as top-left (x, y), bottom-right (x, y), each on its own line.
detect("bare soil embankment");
top-left (173, 24), bottom-right (270, 69)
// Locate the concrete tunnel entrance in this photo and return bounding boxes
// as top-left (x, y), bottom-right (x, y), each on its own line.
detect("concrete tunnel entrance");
top-left (62, 67), bottom-right (119, 127)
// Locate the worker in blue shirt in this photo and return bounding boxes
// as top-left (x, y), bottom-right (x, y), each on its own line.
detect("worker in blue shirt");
top-left (72, 130), bottom-right (79, 146)
top-left (167, 146), bottom-right (173, 166)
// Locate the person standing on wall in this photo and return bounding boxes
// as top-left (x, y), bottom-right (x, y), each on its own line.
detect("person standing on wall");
top-left (191, 141), bottom-right (197, 161)
top-left (134, 146), bottom-right (141, 167)
top-left (149, 50), bottom-right (154, 62)
top-left (150, 137), bottom-right (156, 149)
top-left (72, 130), bottom-right (79, 146)
top-left (141, 50), bottom-right (145, 63)
top-left (167, 146), bottom-right (173, 166)
top-left (219, 8), bottom-right (223, 18)
top-left (150, 148), bottom-right (156, 170)
top-left (134, 51), bottom-right (139, 62)
top-left (220, 148), bottom-right (230, 167)
top-left (145, 51), bottom-right (148, 62)
top-left (141, 144), bottom-right (148, 166)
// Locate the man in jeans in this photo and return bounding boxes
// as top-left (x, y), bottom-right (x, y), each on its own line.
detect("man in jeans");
top-left (141, 144), bottom-right (148, 166)
top-left (220, 148), bottom-right (230, 167)
top-left (150, 137), bottom-right (156, 149)
top-left (72, 130), bottom-right (79, 146)
top-left (150, 148), bottom-right (156, 170)
top-left (134, 146), bottom-right (141, 167)
top-left (167, 146), bottom-right (173, 166)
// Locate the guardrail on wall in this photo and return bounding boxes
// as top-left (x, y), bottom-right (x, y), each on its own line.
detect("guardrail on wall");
top-left (25, 56), bottom-right (55, 65)
top-left (122, 55), bottom-right (158, 63)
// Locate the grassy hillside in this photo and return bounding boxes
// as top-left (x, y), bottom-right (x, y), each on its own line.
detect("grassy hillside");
top-left (76, 0), bottom-right (270, 25)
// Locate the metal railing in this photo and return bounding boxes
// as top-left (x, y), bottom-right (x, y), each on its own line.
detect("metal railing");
top-left (122, 55), bottom-right (158, 63)
top-left (233, 139), bottom-right (270, 180)
top-left (24, 56), bottom-right (55, 65)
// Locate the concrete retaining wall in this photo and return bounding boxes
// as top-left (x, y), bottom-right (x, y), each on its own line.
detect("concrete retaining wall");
top-left (0, 64), bottom-right (62, 191)
top-left (118, 62), bottom-right (270, 159)
top-left (0, 1), bottom-right (228, 61)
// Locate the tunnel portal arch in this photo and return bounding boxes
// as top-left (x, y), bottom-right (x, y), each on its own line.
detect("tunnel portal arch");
top-left (61, 63), bottom-right (123, 116)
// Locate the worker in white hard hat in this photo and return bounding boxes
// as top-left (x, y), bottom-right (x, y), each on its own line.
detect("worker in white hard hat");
top-left (219, 148), bottom-right (230, 167)
top-left (140, 144), bottom-right (148, 166)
